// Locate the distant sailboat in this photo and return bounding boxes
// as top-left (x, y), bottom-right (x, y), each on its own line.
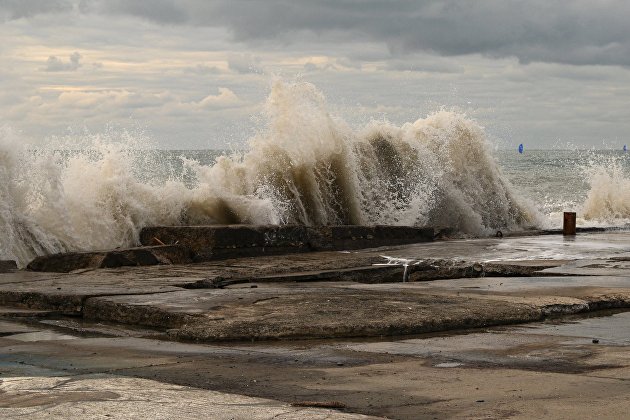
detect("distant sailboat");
top-left (518, 143), bottom-right (524, 154)
top-left (624, 144), bottom-right (627, 153)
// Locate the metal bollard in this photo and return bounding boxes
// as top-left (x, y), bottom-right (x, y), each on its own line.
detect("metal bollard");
top-left (563, 212), bottom-right (576, 235)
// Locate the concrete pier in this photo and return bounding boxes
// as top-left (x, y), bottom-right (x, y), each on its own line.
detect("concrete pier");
top-left (3, 229), bottom-right (630, 418)
top-left (140, 224), bottom-right (434, 261)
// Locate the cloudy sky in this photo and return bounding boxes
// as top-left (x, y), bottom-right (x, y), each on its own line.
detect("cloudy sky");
top-left (2, 0), bottom-right (630, 149)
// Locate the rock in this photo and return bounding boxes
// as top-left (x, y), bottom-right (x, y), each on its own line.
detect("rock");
top-left (27, 245), bottom-right (193, 273)
top-left (141, 225), bottom-right (322, 261)
top-left (319, 225), bottom-right (434, 250)
top-left (0, 260), bottom-right (18, 272)
top-left (140, 225), bottom-right (434, 261)
top-left (27, 252), bottom-right (106, 273)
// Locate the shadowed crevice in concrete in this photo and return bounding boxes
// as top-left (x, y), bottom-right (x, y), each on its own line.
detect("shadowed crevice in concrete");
top-left (179, 259), bottom-right (571, 289)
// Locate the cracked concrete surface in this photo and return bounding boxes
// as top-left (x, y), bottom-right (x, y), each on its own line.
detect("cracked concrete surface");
top-left (1, 231), bottom-right (630, 418)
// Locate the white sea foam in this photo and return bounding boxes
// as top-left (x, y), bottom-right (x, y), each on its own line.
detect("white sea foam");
top-left (582, 158), bottom-right (630, 223)
top-left (1, 81), bottom-right (541, 266)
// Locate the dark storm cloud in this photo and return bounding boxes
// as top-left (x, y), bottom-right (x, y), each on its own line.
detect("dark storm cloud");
top-left (0, 0), bottom-right (73, 20)
top-left (75, 0), bottom-right (630, 67)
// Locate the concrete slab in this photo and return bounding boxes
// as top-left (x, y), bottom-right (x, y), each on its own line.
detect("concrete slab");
top-left (26, 245), bottom-right (193, 273)
top-left (0, 375), bottom-right (377, 419)
top-left (0, 320), bottom-right (40, 335)
top-left (140, 224), bottom-right (434, 261)
top-left (82, 286), bottom-right (542, 340)
top-left (3, 230), bottom-right (630, 418)
top-left (2, 312), bottom-right (630, 419)
top-left (344, 311), bottom-right (630, 370)
top-left (378, 231), bottom-right (630, 262)
top-left (2, 231), bottom-right (630, 343)
top-left (541, 259), bottom-right (630, 276)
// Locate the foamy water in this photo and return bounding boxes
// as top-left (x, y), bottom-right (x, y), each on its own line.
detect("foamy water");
top-left (1, 81), bottom-right (628, 266)
top-left (498, 149), bottom-right (630, 227)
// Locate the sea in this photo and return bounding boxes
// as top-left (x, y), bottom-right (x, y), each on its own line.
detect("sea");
top-left (2, 81), bottom-right (630, 267)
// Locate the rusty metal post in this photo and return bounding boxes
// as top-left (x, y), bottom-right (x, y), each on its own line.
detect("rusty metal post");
top-left (563, 212), bottom-right (576, 235)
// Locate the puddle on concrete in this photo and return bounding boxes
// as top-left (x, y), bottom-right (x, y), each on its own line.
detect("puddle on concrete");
top-left (380, 232), bottom-right (630, 263)
top-left (0, 321), bottom-right (40, 336)
top-left (520, 310), bottom-right (630, 346)
top-left (419, 275), bottom-right (630, 292)
top-left (342, 310), bottom-right (630, 358)
top-left (37, 318), bottom-right (167, 339)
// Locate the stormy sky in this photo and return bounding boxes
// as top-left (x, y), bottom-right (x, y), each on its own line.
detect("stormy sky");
top-left (2, 0), bottom-right (630, 148)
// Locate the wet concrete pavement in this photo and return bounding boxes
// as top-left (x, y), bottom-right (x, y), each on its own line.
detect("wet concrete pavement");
top-left (1, 312), bottom-right (629, 419)
top-left (1, 231), bottom-right (630, 418)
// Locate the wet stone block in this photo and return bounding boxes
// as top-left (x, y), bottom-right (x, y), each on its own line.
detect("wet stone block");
top-left (140, 224), bottom-right (434, 261)
top-left (0, 260), bottom-right (18, 273)
top-left (26, 245), bottom-right (192, 273)
top-left (140, 225), bottom-right (324, 261)
top-left (323, 225), bottom-right (434, 250)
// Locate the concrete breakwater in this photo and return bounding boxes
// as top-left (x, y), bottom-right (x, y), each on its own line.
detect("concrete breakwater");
top-left (27, 224), bottom-right (434, 272)
top-left (1, 231), bottom-right (629, 341)
top-left (139, 224), bottom-right (435, 257)
top-left (3, 232), bottom-right (630, 419)
top-left (2, 231), bottom-right (630, 342)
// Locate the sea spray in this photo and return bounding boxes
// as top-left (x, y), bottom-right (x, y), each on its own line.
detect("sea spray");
top-left (0, 126), bottom-right (66, 264)
top-left (0, 81), bottom-right (540, 267)
top-left (500, 148), bottom-right (630, 227)
top-left (582, 157), bottom-right (630, 222)
top-left (0, 128), bottom-right (189, 264)
top-left (195, 81), bottom-right (539, 231)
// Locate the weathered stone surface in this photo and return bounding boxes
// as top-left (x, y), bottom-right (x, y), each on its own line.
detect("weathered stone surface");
top-left (0, 271), bottom-right (185, 312)
top-left (26, 245), bottom-right (192, 273)
top-left (27, 253), bottom-right (103, 273)
top-left (0, 376), bottom-right (375, 420)
top-left (0, 290), bottom-right (84, 313)
top-left (141, 225), bottom-right (322, 261)
top-left (3, 231), bottom-right (630, 342)
top-left (140, 224), bottom-right (433, 261)
top-left (407, 260), bottom-right (567, 281)
top-left (0, 260), bottom-right (17, 273)
top-left (4, 232), bottom-right (630, 419)
top-left (2, 315), bottom-right (630, 420)
top-left (81, 287), bottom-right (544, 340)
top-left (320, 225), bottom-right (434, 250)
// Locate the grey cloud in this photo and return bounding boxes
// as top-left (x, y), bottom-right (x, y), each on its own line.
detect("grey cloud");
top-left (228, 54), bottom-right (263, 74)
top-left (77, 0), bottom-right (630, 67)
top-left (185, 64), bottom-right (223, 75)
top-left (0, 0), bottom-right (72, 21)
top-left (44, 52), bottom-right (82, 71)
top-left (385, 57), bottom-right (464, 74)
top-left (79, 0), bottom-right (188, 24)
top-left (303, 62), bottom-right (318, 72)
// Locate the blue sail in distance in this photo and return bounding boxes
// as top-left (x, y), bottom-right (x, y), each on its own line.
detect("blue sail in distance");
top-left (624, 144), bottom-right (627, 153)
top-left (518, 143), bottom-right (524, 154)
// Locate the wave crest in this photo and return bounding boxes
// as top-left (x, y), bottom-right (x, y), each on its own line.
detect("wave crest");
top-left (0, 81), bottom-right (540, 266)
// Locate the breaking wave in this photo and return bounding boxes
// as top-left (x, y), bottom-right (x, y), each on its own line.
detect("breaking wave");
top-left (1, 81), bottom-right (540, 266)
top-left (582, 158), bottom-right (630, 223)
